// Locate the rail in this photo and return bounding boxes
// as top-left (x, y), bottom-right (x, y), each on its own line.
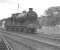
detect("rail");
top-left (0, 29), bottom-right (60, 47)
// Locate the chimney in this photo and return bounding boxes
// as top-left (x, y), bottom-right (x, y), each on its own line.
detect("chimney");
top-left (29, 8), bottom-right (33, 11)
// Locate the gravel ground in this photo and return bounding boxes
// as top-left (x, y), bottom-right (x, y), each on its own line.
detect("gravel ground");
top-left (1, 31), bottom-right (60, 50)
top-left (1, 26), bottom-right (60, 50)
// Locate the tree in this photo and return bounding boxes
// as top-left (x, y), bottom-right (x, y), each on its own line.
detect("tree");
top-left (45, 6), bottom-right (60, 17)
top-left (44, 6), bottom-right (60, 26)
top-left (39, 16), bottom-right (48, 26)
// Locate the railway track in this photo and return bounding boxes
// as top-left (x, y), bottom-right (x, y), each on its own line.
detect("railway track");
top-left (0, 29), bottom-right (60, 50)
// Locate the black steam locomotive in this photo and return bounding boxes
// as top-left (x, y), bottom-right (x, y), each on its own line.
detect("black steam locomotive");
top-left (3, 8), bottom-right (40, 33)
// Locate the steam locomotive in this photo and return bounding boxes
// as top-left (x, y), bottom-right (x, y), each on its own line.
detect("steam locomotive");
top-left (2, 8), bottom-right (40, 33)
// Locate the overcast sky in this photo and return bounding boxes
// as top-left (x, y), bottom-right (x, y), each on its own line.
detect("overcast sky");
top-left (0, 0), bottom-right (60, 20)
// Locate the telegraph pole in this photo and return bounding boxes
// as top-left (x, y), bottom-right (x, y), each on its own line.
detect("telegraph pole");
top-left (18, 3), bottom-right (19, 11)
top-left (17, 0), bottom-right (19, 12)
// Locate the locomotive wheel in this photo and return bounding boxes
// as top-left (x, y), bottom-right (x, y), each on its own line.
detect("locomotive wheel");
top-left (20, 28), bottom-right (24, 32)
top-left (27, 28), bottom-right (35, 33)
top-left (7, 28), bottom-right (11, 31)
top-left (6, 27), bottom-right (8, 30)
top-left (28, 29), bottom-right (32, 33)
top-left (16, 28), bottom-right (19, 32)
top-left (6, 26), bottom-right (9, 30)
top-left (11, 27), bottom-right (15, 31)
top-left (18, 27), bottom-right (21, 32)
top-left (23, 27), bottom-right (27, 33)
top-left (27, 28), bottom-right (32, 33)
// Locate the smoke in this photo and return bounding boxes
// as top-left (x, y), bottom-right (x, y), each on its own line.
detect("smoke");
top-left (0, 0), bottom-right (17, 4)
top-left (0, 0), bottom-right (8, 3)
